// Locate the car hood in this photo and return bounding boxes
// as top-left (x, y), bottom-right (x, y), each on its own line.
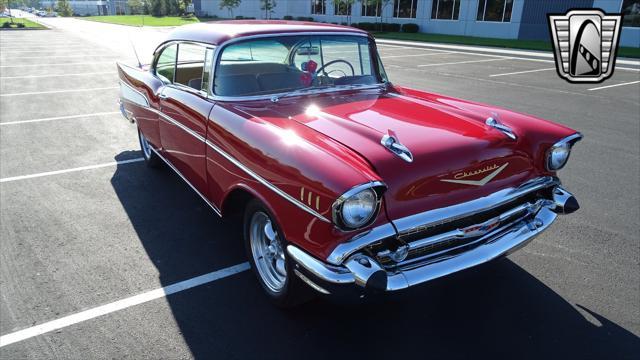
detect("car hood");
top-left (230, 88), bottom-right (574, 221)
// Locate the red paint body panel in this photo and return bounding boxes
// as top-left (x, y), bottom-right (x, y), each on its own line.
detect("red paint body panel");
top-left (117, 22), bottom-right (579, 262)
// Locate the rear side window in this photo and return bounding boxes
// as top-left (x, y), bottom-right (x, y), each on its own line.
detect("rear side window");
top-left (175, 43), bottom-right (207, 90)
top-left (156, 44), bottom-right (177, 83)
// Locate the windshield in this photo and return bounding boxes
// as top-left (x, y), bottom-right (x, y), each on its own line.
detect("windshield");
top-left (214, 35), bottom-right (385, 97)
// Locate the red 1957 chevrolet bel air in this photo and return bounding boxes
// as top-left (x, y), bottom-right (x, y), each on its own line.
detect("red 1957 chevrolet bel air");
top-left (117, 21), bottom-right (582, 306)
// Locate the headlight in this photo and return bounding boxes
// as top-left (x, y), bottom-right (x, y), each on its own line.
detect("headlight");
top-left (332, 183), bottom-right (384, 230)
top-left (546, 133), bottom-right (583, 171)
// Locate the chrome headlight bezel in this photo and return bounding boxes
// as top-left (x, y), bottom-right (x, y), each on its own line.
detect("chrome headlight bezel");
top-left (546, 133), bottom-right (583, 171)
top-left (332, 182), bottom-right (386, 231)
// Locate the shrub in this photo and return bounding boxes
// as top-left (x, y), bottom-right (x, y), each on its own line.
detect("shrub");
top-left (235, 15), bottom-right (244, 19)
top-left (381, 23), bottom-right (401, 32)
top-left (16, 23), bottom-right (25, 28)
top-left (340, 22), bottom-right (348, 26)
top-left (402, 23), bottom-right (419, 33)
top-left (1, 21), bottom-right (11, 28)
top-left (296, 16), bottom-right (313, 22)
top-left (283, 15), bottom-right (293, 20)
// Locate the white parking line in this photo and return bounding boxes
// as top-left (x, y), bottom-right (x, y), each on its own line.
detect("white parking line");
top-left (1, 72), bottom-right (115, 80)
top-left (8, 55), bottom-right (116, 60)
top-left (587, 80), bottom-right (640, 91)
top-left (0, 158), bottom-right (144, 183)
top-left (0, 111), bottom-right (120, 125)
top-left (0, 262), bottom-right (250, 348)
top-left (0, 61), bottom-right (116, 68)
top-left (417, 58), bottom-right (510, 67)
top-left (489, 68), bottom-right (556, 77)
top-left (0, 86), bottom-right (119, 97)
top-left (383, 51), bottom-right (456, 59)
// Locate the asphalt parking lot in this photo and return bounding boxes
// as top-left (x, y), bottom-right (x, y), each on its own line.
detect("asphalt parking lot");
top-left (1, 17), bottom-right (639, 359)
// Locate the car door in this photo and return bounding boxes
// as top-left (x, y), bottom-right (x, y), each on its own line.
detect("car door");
top-left (156, 42), bottom-right (215, 197)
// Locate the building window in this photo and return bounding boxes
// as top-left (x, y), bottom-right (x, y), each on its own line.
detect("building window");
top-left (431, 0), bottom-right (460, 20)
top-left (334, 1), bottom-right (352, 16)
top-left (477, 0), bottom-right (513, 22)
top-left (393, 0), bottom-right (417, 18)
top-left (311, 0), bottom-right (326, 15)
top-left (622, 0), bottom-right (640, 27)
top-left (361, 1), bottom-right (381, 17)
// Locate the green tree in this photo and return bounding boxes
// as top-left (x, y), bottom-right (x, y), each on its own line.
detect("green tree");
top-left (260, 0), bottom-right (276, 19)
top-left (148, 0), bottom-right (166, 16)
top-left (364, 0), bottom-right (391, 30)
top-left (56, 0), bottom-right (73, 16)
top-left (333, 0), bottom-right (354, 24)
top-left (127, 0), bottom-right (145, 14)
top-left (219, 0), bottom-right (240, 18)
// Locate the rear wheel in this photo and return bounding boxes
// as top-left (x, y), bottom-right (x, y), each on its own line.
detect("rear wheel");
top-left (138, 128), bottom-right (162, 168)
top-left (243, 199), bottom-right (312, 307)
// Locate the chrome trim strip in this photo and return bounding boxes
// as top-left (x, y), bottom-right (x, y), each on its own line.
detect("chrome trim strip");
top-left (326, 222), bottom-right (397, 265)
top-left (287, 245), bottom-right (355, 284)
top-left (394, 176), bottom-right (558, 236)
top-left (289, 201), bottom-right (563, 292)
top-left (205, 139), bottom-right (331, 223)
top-left (293, 269), bottom-right (330, 295)
top-left (156, 110), bottom-right (206, 143)
top-left (325, 176), bottom-right (558, 265)
top-left (150, 147), bottom-right (222, 217)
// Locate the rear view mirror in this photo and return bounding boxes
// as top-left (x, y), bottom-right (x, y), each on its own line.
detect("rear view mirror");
top-left (297, 46), bottom-right (320, 56)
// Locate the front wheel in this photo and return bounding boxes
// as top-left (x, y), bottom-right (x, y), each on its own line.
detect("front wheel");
top-left (243, 199), bottom-right (312, 307)
top-left (138, 128), bottom-right (162, 168)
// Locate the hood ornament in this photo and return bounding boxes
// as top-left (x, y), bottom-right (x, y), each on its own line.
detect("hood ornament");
top-left (486, 115), bottom-right (517, 140)
top-left (441, 162), bottom-right (509, 186)
top-left (381, 130), bottom-right (413, 163)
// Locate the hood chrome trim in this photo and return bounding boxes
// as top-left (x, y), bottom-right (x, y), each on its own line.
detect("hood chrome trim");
top-left (441, 162), bottom-right (509, 186)
top-left (486, 117), bottom-right (517, 140)
top-left (381, 130), bottom-right (413, 163)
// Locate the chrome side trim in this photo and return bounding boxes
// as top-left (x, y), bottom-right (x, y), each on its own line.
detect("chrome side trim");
top-left (148, 108), bottom-right (330, 222)
top-left (205, 139), bottom-right (331, 223)
top-left (150, 147), bottom-right (222, 217)
top-left (393, 176), bottom-right (558, 236)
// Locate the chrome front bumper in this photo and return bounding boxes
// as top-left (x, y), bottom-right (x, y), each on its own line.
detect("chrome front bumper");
top-left (287, 178), bottom-right (578, 295)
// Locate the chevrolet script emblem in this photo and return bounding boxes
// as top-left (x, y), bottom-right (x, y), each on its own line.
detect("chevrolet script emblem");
top-left (441, 163), bottom-right (509, 187)
top-left (548, 9), bottom-right (622, 83)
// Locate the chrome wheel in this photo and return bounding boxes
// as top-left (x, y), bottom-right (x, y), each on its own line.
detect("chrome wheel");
top-left (139, 130), bottom-right (152, 159)
top-left (249, 211), bottom-right (287, 293)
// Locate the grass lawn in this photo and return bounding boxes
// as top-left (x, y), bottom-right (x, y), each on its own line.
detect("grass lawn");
top-left (80, 15), bottom-right (200, 27)
top-left (374, 31), bottom-right (640, 59)
top-left (1, 17), bottom-right (47, 29)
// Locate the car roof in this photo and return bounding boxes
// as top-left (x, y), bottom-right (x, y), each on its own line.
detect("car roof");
top-left (163, 20), bottom-right (369, 47)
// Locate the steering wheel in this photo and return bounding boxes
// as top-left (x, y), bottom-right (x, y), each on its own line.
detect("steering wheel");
top-left (316, 59), bottom-right (355, 77)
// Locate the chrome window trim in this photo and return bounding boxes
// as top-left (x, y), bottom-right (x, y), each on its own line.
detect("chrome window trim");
top-left (331, 181), bottom-right (386, 231)
top-left (208, 31), bottom-right (380, 102)
top-left (545, 132), bottom-right (583, 171)
top-left (150, 145), bottom-right (222, 217)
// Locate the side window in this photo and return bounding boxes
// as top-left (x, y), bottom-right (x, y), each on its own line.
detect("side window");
top-left (156, 44), bottom-right (177, 84)
top-left (175, 43), bottom-right (207, 90)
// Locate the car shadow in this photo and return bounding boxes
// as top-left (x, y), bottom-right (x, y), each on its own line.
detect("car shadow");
top-left (111, 152), bottom-right (639, 359)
